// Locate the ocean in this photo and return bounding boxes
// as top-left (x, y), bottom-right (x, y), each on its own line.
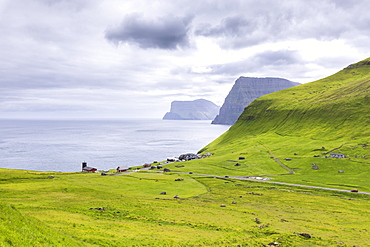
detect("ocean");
top-left (0, 119), bottom-right (230, 172)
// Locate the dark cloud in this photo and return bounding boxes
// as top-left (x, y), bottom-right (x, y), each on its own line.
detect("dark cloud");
top-left (105, 14), bottom-right (193, 49)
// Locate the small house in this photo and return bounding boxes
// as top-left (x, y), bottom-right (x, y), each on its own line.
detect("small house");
top-left (116, 167), bottom-right (127, 173)
top-left (82, 162), bottom-right (97, 173)
top-left (82, 166), bottom-right (97, 173)
top-left (330, 153), bottom-right (344, 158)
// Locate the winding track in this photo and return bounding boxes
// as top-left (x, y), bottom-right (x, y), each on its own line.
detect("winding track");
top-left (120, 156), bottom-right (369, 195)
top-left (168, 171), bottom-right (370, 195)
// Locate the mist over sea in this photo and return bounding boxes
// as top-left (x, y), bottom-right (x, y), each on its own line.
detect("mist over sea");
top-left (0, 119), bottom-right (230, 172)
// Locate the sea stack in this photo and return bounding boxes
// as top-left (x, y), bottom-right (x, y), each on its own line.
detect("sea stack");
top-left (163, 99), bottom-right (220, 120)
top-left (212, 77), bottom-right (299, 125)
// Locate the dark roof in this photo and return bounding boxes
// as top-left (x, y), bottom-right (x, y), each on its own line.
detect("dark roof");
top-left (83, 166), bottom-right (97, 171)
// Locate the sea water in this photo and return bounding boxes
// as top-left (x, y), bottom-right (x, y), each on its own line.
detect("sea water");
top-left (0, 119), bottom-right (230, 172)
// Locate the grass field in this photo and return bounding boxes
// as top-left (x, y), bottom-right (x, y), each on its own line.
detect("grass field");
top-left (1, 168), bottom-right (369, 246)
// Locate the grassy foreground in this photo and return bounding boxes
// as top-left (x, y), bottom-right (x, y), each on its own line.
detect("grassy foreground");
top-left (0, 167), bottom-right (369, 246)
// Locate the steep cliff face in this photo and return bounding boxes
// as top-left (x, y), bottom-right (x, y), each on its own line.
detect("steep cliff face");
top-left (163, 99), bottom-right (220, 120)
top-left (212, 77), bottom-right (299, 125)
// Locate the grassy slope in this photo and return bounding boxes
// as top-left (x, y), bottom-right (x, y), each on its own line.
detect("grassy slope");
top-left (1, 168), bottom-right (369, 246)
top-left (196, 58), bottom-right (370, 191)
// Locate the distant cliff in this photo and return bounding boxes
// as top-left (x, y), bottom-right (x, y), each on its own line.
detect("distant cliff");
top-left (212, 77), bottom-right (299, 125)
top-left (163, 99), bottom-right (220, 120)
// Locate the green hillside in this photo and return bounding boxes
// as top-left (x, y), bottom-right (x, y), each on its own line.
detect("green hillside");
top-left (193, 57), bottom-right (370, 191)
top-left (213, 57), bottom-right (370, 141)
top-left (234, 57), bottom-right (370, 139)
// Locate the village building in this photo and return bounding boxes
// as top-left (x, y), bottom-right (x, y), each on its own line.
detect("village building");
top-left (116, 166), bottom-right (127, 173)
top-left (330, 153), bottom-right (345, 158)
top-left (82, 161), bottom-right (97, 173)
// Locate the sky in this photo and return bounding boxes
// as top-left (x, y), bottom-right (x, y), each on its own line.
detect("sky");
top-left (1, 0), bottom-right (370, 119)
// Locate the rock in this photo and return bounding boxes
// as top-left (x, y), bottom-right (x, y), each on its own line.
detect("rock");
top-left (255, 218), bottom-right (261, 224)
top-left (212, 77), bottom-right (299, 125)
top-left (338, 170), bottom-right (344, 173)
top-left (312, 163), bottom-right (319, 170)
top-left (298, 233), bottom-right (312, 238)
top-left (248, 192), bottom-right (263, 196)
top-left (163, 99), bottom-right (220, 120)
top-left (89, 207), bottom-right (105, 211)
top-left (220, 204), bottom-right (226, 207)
top-left (160, 191), bottom-right (167, 195)
top-left (232, 201), bottom-right (237, 204)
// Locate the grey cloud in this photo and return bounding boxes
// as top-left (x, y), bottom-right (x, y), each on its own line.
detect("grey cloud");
top-left (255, 50), bottom-right (301, 66)
top-left (204, 50), bottom-right (302, 76)
top-left (195, 16), bottom-right (253, 37)
top-left (105, 14), bottom-right (193, 49)
top-left (192, 0), bottom-right (370, 49)
top-left (195, 15), bottom-right (268, 48)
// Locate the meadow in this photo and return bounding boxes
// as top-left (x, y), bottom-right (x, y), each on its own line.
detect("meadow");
top-left (0, 166), bottom-right (369, 246)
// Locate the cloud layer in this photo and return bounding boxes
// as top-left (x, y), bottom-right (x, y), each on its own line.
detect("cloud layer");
top-left (1, 0), bottom-right (370, 119)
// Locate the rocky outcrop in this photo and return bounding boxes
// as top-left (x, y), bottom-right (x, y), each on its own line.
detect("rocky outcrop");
top-left (212, 77), bottom-right (299, 125)
top-left (163, 99), bottom-right (220, 120)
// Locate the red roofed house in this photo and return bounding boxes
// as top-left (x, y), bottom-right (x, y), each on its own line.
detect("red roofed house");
top-left (82, 162), bottom-right (97, 173)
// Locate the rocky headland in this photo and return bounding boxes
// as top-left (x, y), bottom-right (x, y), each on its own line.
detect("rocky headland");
top-left (212, 77), bottom-right (299, 125)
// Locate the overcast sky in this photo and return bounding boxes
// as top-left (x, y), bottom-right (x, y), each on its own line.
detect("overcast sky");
top-left (1, 0), bottom-right (370, 119)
